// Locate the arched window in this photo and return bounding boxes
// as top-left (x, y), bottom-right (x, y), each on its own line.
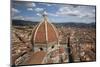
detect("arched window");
top-left (51, 45), bottom-right (54, 49)
top-left (39, 47), bottom-right (43, 51)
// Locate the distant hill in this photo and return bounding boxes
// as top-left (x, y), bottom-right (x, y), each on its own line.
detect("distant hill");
top-left (54, 22), bottom-right (96, 28)
top-left (12, 20), bottom-right (38, 26)
top-left (12, 20), bottom-right (96, 28)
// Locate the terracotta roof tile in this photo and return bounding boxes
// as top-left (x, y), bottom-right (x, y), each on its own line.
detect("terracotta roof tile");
top-left (25, 51), bottom-right (46, 64)
top-left (31, 16), bottom-right (58, 44)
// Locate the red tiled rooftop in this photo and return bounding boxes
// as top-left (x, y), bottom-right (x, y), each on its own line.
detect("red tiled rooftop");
top-left (31, 16), bottom-right (58, 44)
top-left (25, 51), bottom-right (46, 64)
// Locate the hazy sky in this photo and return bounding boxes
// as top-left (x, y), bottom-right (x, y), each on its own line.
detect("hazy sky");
top-left (12, 1), bottom-right (96, 23)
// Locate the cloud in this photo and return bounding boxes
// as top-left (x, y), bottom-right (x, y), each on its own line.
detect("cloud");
top-left (44, 3), bottom-right (53, 6)
top-left (12, 15), bottom-right (40, 21)
top-left (36, 11), bottom-right (58, 17)
top-left (12, 15), bottom-right (33, 21)
top-left (25, 2), bottom-right (36, 7)
top-left (12, 8), bottom-right (20, 13)
top-left (35, 8), bottom-right (44, 12)
top-left (39, 3), bottom-right (52, 6)
top-left (80, 13), bottom-right (95, 19)
top-left (36, 13), bottom-right (42, 16)
top-left (58, 7), bottom-right (70, 12)
top-left (47, 12), bottom-right (58, 17)
top-left (23, 16), bottom-right (34, 21)
top-left (11, 8), bottom-right (24, 20)
top-left (12, 8), bottom-right (20, 17)
top-left (12, 15), bottom-right (24, 20)
top-left (21, 16), bottom-right (41, 21)
top-left (56, 7), bottom-right (80, 17)
top-left (45, 11), bottom-right (58, 17)
top-left (27, 8), bottom-right (33, 11)
top-left (46, 4), bottom-right (52, 6)
top-left (35, 6), bottom-right (95, 19)
top-left (55, 6), bottom-right (95, 19)
top-left (36, 11), bottom-right (47, 17)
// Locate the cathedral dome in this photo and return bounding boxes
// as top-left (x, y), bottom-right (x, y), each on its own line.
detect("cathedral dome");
top-left (31, 15), bottom-right (58, 44)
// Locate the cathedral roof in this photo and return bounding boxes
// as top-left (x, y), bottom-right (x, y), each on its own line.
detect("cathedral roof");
top-left (31, 15), bottom-right (58, 44)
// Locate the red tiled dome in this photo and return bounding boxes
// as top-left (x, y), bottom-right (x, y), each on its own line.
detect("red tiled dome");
top-left (31, 15), bottom-right (58, 44)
